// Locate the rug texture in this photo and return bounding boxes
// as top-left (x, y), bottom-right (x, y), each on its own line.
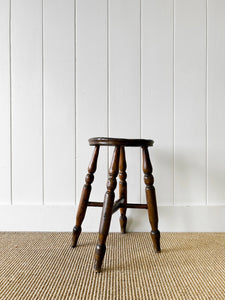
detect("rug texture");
top-left (0, 232), bottom-right (224, 300)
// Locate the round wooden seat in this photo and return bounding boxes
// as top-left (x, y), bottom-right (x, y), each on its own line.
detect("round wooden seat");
top-left (89, 137), bottom-right (154, 147)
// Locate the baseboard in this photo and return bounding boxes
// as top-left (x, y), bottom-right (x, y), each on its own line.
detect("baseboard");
top-left (0, 204), bottom-right (224, 232)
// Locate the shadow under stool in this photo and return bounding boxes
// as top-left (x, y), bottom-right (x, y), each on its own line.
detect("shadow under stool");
top-left (71, 137), bottom-right (161, 272)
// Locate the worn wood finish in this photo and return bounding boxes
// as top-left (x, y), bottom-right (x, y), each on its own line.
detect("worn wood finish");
top-left (125, 203), bottom-right (147, 209)
top-left (89, 137), bottom-right (153, 147)
top-left (94, 146), bottom-right (120, 272)
top-left (142, 146), bottom-right (161, 253)
top-left (72, 137), bottom-right (160, 272)
top-left (87, 201), bottom-right (148, 209)
top-left (72, 146), bottom-right (100, 247)
top-left (112, 198), bottom-right (125, 214)
top-left (118, 146), bottom-right (127, 233)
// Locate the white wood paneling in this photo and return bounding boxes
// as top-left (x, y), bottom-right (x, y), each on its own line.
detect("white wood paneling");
top-left (109, 0), bottom-right (141, 204)
top-left (11, 0), bottom-right (42, 204)
top-left (142, 0), bottom-right (174, 206)
top-left (0, 0), bottom-right (10, 204)
top-left (76, 0), bottom-right (108, 209)
top-left (0, 0), bottom-right (225, 231)
top-left (208, 0), bottom-right (225, 205)
top-left (174, 0), bottom-right (206, 205)
top-left (43, 0), bottom-right (75, 204)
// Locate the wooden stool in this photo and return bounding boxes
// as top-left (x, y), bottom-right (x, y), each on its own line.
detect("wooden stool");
top-left (71, 137), bottom-right (161, 272)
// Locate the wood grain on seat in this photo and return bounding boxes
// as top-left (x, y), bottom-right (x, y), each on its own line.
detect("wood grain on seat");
top-left (89, 137), bottom-right (154, 147)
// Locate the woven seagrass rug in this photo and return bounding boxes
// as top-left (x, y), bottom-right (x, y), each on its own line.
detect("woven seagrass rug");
top-left (0, 232), bottom-right (224, 300)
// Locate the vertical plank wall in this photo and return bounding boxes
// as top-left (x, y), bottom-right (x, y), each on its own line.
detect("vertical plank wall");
top-left (0, 0), bottom-right (224, 231)
top-left (11, 0), bottom-right (43, 204)
top-left (0, 0), bottom-right (11, 204)
top-left (174, 0), bottom-right (206, 206)
top-left (76, 0), bottom-right (108, 228)
top-left (208, 0), bottom-right (225, 206)
top-left (109, 0), bottom-right (141, 206)
top-left (43, 0), bottom-right (75, 205)
top-left (141, 0), bottom-right (174, 206)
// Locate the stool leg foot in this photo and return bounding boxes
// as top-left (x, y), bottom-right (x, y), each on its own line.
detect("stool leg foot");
top-left (94, 244), bottom-right (106, 273)
top-left (142, 146), bottom-right (161, 253)
top-left (94, 190), bottom-right (115, 272)
top-left (119, 146), bottom-right (127, 234)
top-left (72, 225), bottom-right (81, 248)
top-left (151, 230), bottom-right (161, 253)
top-left (94, 146), bottom-right (120, 272)
top-left (119, 215), bottom-right (127, 234)
top-left (71, 146), bottom-right (99, 248)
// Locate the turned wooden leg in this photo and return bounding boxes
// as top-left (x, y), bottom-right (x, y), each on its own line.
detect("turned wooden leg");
top-left (142, 146), bottom-right (161, 253)
top-left (72, 146), bottom-right (100, 247)
top-left (94, 146), bottom-right (120, 272)
top-left (119, 146), bottom-right (127, 233)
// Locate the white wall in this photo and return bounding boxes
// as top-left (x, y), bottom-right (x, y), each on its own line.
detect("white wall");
top-left (0, 0), bottom-right (225, 232)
